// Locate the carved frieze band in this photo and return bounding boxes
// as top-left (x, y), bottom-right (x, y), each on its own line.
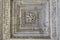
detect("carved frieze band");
top-left (50, 0), bottom-right (57, 40)
top-left (3, 0), bottom-right (10, 40)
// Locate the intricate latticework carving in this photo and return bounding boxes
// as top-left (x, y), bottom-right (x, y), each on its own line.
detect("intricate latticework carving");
top-left (2, 0), bottom-right (57, 40)
top-left (11, 0), bottom-right (51, 38)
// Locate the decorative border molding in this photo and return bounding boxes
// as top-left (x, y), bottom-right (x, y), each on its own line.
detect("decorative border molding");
top-left (50, 0), bottom-right (57, 40)
top-left (2, 0), bottom-right (57, 40)
top-left (3, 0), bottom-right (10, 40)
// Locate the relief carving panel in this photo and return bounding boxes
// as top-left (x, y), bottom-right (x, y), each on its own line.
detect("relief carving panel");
top-left (2, 0), bottom-right (57, 40)
top-left (11, 0), bottom-right (50, 38)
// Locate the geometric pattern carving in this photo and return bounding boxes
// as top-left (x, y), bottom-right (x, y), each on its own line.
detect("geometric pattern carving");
top-left (11, 0), bottom-right (51, 38)
top-left (2, 0), bottom-right (57, 40)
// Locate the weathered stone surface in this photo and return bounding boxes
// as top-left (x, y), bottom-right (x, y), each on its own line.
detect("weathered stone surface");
top-left (0, 0), bottom-right (2, 40)
top-left (2, 0), bottom-right (57, 40)
top-left (11, 0), bottom-right (50, 38)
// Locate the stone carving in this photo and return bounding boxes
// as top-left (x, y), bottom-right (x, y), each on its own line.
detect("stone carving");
top-left (2, 0), bottom-right (57, 40)
top-left (11, 0), bottom-right (50, 38)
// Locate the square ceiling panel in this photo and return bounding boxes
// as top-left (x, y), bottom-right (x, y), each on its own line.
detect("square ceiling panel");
top-left (11, 0), bottom-right (50, 38)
